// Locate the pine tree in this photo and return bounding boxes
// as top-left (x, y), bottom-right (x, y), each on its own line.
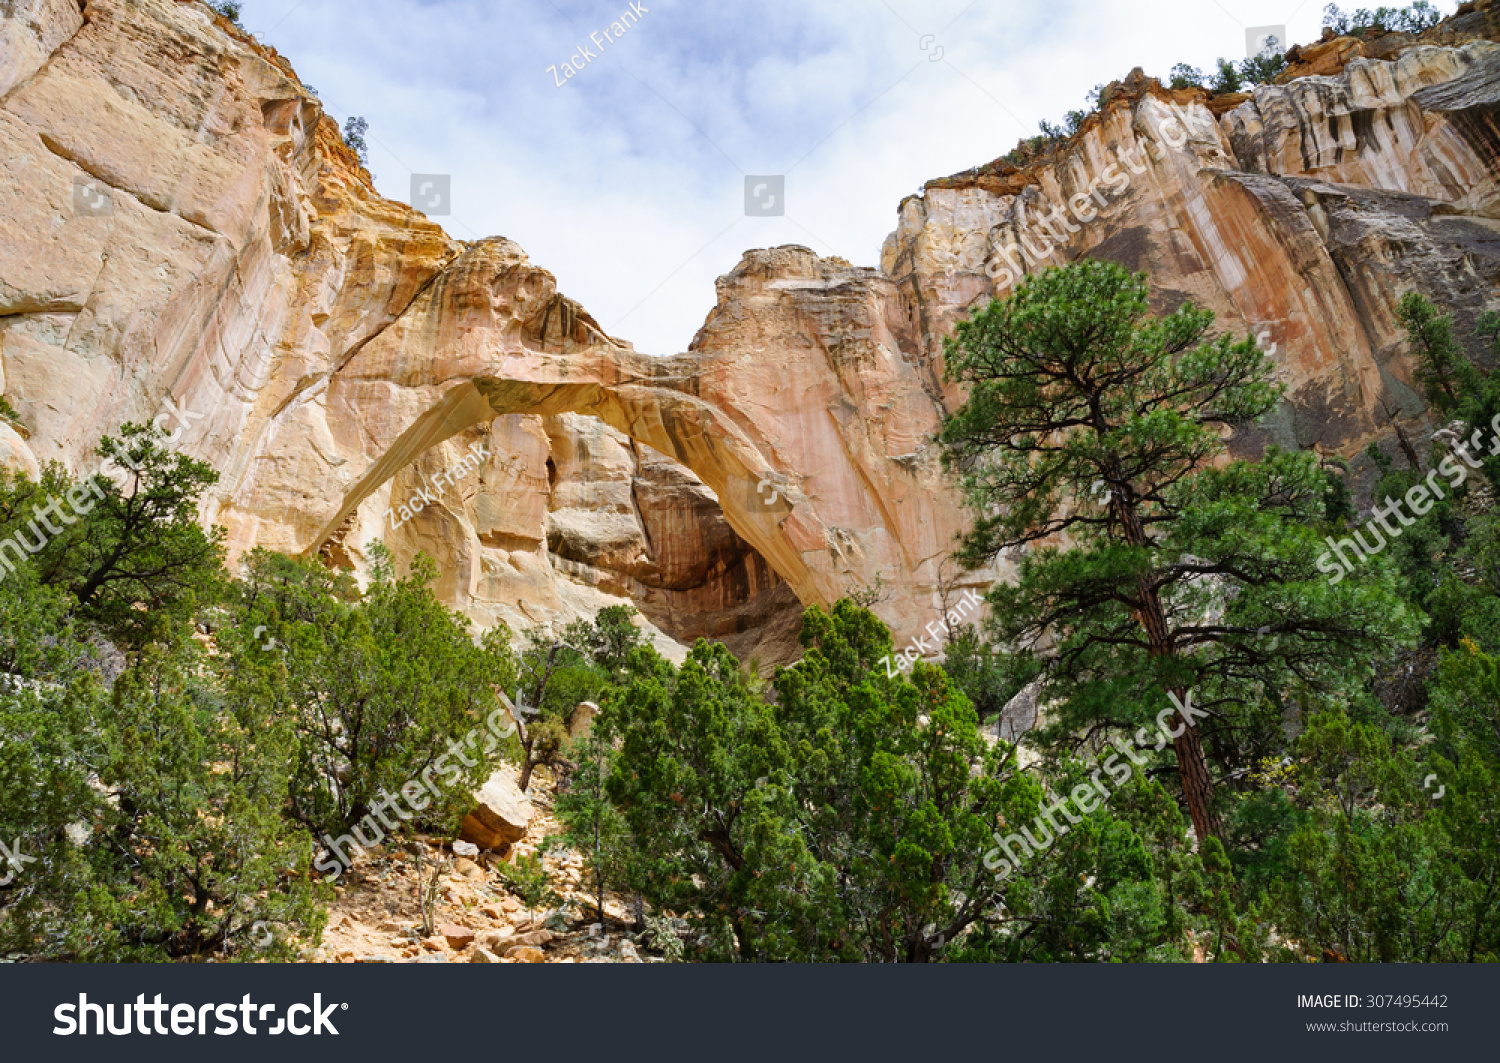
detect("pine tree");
top-left (593, 606), bottom-right (1015, 962)
top-left (554, 730), bottom-right (631, 925)
top-left (938, 260), bottom-right (1416, 841)
top-left (1, 423), bottom-right (226, 650)
top-left (1397, 291), bottom-right (1481, 414)
top-left (342, 117), bottom-right (369, 167)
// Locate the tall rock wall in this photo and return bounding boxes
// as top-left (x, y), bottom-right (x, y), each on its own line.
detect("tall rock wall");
top-left (886, 41), bottom-right (1500, 468)
top-left (2, 0), bottom-right (1498, 663)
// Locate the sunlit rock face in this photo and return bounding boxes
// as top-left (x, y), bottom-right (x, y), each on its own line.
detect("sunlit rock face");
top-left (0, 0), bottom-right (988, 657)
top-left (313, 235), bottom-right (995, 655)
top-left (1, 0), bottom-right (1496, 663)
top-left (885, 41), bottom-right (1500, 467)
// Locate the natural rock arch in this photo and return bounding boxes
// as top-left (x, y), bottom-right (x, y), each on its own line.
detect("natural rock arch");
top-left (309, 372), bottom-right (811, 606)
top-left (304, 240), bottom-right (989, 646)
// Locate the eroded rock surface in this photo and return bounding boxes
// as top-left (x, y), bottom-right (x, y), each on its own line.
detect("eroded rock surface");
top-left (2, 0), bottom-right (1498, 662)
top-left (888, 44), bottom-right (1500, 473)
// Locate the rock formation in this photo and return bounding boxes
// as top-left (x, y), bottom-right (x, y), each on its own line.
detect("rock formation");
top-left (890, 42), bottom-right (1500, 472)
top-left (459, 766), bottom-right (533, 855)
top-left (2, 0), bottom-right (1498, 663)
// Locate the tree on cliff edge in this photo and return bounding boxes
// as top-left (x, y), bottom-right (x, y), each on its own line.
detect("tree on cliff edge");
top-left (938, 260), bottom-right (1414, 841)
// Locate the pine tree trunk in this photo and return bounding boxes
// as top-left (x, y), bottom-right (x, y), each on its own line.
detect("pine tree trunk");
top-left (1117, 486), bottom-right (1220, 840)
top-left (1169, 694), bottom-right (1221, 842)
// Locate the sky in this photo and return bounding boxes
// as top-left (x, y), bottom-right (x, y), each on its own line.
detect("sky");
top-left (231, 0), bottom-right (1448, 355)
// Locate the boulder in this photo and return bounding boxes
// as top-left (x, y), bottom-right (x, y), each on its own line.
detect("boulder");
top-left (498, 929), bottom-right (553, 955)
top-left (1277, 35), bottom-right (1365, 80)
top-left (567, 701), bottom-right (599, 739)
top-left (458, 768), bottom-right (533, 852)
top-left (994, 677), bottom-right (1045, 744)
top-left (469, 947), bottom-right (501, 963)
top-left (0, 423), bottom-right (38, 479)
top-left (508, 947), bottom-right (547, 963)
top-left (477, 927), bottom-right (515, 952)
top-left (452, 857), bottom-right (485, 880)
top-left (437, 924), bottom-right (475, 950)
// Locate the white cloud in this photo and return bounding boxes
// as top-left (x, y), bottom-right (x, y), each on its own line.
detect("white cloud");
top-left (234, 0), bottom-right (1447, 353)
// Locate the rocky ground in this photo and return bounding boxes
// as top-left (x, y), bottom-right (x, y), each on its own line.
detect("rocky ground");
top-left (307, 774), bottom-right (661, 965)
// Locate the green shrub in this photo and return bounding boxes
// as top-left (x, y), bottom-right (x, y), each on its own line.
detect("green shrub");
top-left (206, 1), bottom-right (243, 26)
top-left (231, 546), bottom-right (515, 847)
top-left (496, 853), bottom-right (557, 911)
top-left (0, 628), bottom-right (326, 961)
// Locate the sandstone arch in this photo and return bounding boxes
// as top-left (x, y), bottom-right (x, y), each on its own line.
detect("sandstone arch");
top-left (306, 240), bottom-right (990, 648)
top-left (310, 372), bottom-right (809, 605)
top-left (10, 0), bottom-right (1500, 665)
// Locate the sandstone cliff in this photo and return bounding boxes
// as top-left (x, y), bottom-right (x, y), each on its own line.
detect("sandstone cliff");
top-left (890, 41), bottom-right (1500, 470)
top-left (2, 0), bottom-right (1498, 663)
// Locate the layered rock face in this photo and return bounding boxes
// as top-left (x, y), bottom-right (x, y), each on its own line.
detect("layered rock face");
top-left (0, 0), bottom-right (986, 657)
top-left (313, 236), bottom-right (988, 653)
top-left (888, 40), bottom-right (1500, 467)
top-left (2, 0), bottom-right (1498, 663)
